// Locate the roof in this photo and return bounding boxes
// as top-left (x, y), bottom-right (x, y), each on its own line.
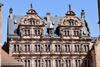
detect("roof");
top-left (7, 15), bottom-right (63, 37)
top-left (1, 48), bottom-right (23, 66)
top-left (7, 7), bottom-right (90, 38)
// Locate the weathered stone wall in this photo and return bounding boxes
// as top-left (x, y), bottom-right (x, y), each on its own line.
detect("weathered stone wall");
top-left (94, 37), bottom-right (100, 67)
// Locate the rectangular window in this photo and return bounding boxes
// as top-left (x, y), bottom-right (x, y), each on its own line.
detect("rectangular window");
top-left (64, 30), bottom-right (70, 36)
top-left (48, 45), bottom-right (50, 52)
top-left (34, 29), bottom-right (41, 35)
top-left (87, 45), bottom-right (89, 52)
top-left (37, 45), bottom-right (40, 52)
top-left (75, 45), bottom-right (80, 52)
top-left (38, 30), bottom-right (40, 35)
top-left (35, 30), bottom-right (37, 35)
top-left (75, 60), bottom-right (81, 67)
top-left (35, 60), bottom-right (41, 67)
top-left (28, 60), bottom-right (30, 67)
top-left (25, 60), bottom-right (27, 67)
top-left (35, 44), bottom-right (41, 52)
top-left (35, 45), bottom-right (37, 52)
top-left (25, 45), bottom-right (27, 52)
top-left (55, 60), bottom-right (61, 67)
top-left (45, 45), bottom-right (50, 52)
top-left (25, 45), bottom-right (30, 52)
top-left (58, 45), bottom-right (60, 52)
top-left (35, 60), bottom-right (37, 67)
top-left (55, 45), bottom-right (57, 52)
top-left (83, 45), bottom-right (89, 52)
top-left (84, 60), bottom-right (90, 67)
top-left (24, 60), bottom-right (30, 67)
top-left (45, 60), bottom-right (51, 67)
top-left (14, 45), bottom-right (20, 52)
top-left (25, 30), bottom-right (27, 36)
top-left (24, 29), bottom-right (30, 36)
top-left (28, 30), bottom-right (30, 35)
top-left (17, 45), bottom-right (19, 52)
top-left (28, 45), bottom-right (30, 52)
top-left (55, 45), bottom-right (61, 52)
top-left (14, 45), bottom-right (16, 52)
top-left (74, 30), bottom-right (79, 36)
top-left (65, 44), bottom-right (70, 52)
top-left (65, 60), bottom-right (71, 67)
top-left (67, 31), bottom-right (70, 36)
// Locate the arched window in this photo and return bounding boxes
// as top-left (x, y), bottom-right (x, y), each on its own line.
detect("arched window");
top-left (29, 18), bottom-right (35, 25)
top-left (69, 19), bottom-right (74, 26)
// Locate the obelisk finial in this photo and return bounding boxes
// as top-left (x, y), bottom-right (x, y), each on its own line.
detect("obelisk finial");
top-left (69, 4), bottom-right (71, 11)
top-left (30, 3), bottom-right (33, 9)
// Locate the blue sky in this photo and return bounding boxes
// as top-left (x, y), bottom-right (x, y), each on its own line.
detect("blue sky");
top-left (1, 0), bottom-right (99, 44)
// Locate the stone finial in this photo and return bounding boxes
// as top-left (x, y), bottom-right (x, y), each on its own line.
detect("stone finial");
top-left (26, 3), bottom-right (37, 15)
top-left (66, 5), bottom-right (76, 16)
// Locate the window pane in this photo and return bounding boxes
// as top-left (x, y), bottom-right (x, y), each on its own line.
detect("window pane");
top-left (28, 60), bottom-right (30, 67)
top-left (28, 45), bottom-right (30, 52)
top-left (14, 45), bottom-right (16, 52)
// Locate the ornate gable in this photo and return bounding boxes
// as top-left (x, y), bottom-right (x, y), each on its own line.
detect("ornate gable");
top-left (58, 5), bottom-right (84, 38)
top-left (59, 16), bottom-right (83, 27)
top-left (20, 4), bottom-right (44, 26)
top-left (18, 4), bottom-right (45, 37)
top-left (59, 5), bottom-right (82, 27)
top-left (20, 15), bottom-right (44, 26)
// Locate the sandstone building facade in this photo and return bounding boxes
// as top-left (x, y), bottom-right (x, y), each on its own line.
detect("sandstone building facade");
top-left (6, 4), bottom-right (94, 67)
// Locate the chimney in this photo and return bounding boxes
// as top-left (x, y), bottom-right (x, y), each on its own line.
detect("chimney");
top-left (81, 10), bottom-right (85, 20)
top-left (46, 12), bottom-right (51, 22)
